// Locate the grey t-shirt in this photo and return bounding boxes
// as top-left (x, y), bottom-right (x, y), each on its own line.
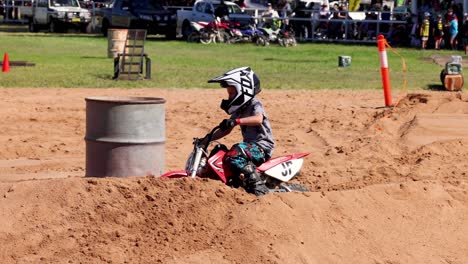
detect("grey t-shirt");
top-left (231, 98), bottom-right (275, 155)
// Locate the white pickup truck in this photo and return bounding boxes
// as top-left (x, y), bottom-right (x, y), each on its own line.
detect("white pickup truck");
top-left (20, 0), bottom-right (91, 33)
top-left (176, 0), bottom-right (254, 39)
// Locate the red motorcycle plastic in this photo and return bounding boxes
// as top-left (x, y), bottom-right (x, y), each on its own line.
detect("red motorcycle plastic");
top-left (162, 126), bottom-right (310, 193)
top-left (187, 17), bottom-right (234, 44)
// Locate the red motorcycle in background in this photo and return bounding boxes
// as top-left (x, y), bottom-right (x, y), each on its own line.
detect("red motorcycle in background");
top-left (162, 126), bottom-right (310, 193)
top-left (187, 16), bottom-right (233, 44)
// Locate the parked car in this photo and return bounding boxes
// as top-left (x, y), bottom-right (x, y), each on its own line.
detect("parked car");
top-left (79, 0), bottom-right (111, 8)
top-left (99, 0), bottom-right (177, 38)
top-left (21, 0), bottom-right (92, 32)
top-left (176, 0), bottom-right (254, 39)
top-left (0, 0), bottom-right (5, 18)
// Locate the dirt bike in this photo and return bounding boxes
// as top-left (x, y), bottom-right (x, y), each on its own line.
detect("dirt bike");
top-left (278, 27), bottom-right (297, 47)
top-left (255, 24), bottom-right (281, 46)
top-left (187, 16), bottom-right (231, 44)
top-left (162, 126), bottom-right (310, 193)
top-left (227, 23), bottom-right (265, 44)
top-left (255, 21), bottom-right (297, 47)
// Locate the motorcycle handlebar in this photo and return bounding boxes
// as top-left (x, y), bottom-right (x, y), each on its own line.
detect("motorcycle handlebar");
top-left (196, 125), bottom-right (221, 149)
top-left (206, 125), bottom-right (221, 143)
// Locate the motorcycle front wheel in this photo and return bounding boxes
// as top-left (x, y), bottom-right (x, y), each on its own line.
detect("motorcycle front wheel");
top-left (200, 32), bottom-right (213, 44)
top-left (290, 37), bottom-right (298, 47)
top-left (214, 30), bottom-right (231, 44)
top-left (256, 36), bottom-right (268, 46)
top-left (187, 32), bottom-right (200, 43)
top-left (278, 38), bottom-right (286, 47)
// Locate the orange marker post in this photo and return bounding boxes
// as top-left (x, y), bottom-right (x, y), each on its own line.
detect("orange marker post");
top-left (2, 53), bottom-right (10, 73)
top-left (377, 35), bottom-right (392, 107)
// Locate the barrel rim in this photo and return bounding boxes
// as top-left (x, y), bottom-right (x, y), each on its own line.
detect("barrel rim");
top-left (84, 136), bottom-right (165, 144)
top-left (85, 96), bottom-right (166, 104)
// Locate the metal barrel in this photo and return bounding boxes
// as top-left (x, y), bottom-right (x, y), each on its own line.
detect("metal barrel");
top-left (85, 96), bottom-right (166, 177)
top-left (107, 29), bottom-right (128, 58)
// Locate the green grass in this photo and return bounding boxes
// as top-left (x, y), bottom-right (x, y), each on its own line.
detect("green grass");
top-left (0, 31), bottom-right (466, 90)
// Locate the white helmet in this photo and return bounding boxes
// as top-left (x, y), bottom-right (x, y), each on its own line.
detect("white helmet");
top-left (208, 67), bottom-right (261, 114)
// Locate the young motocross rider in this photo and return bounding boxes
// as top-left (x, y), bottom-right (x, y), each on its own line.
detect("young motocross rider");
top-left (206, 67), bottom-right (275, 196)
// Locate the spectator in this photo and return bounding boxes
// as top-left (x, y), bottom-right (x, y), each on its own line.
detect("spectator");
top-left (381, 5), bottom-right (391, 33)
top-left (337, 4), bottom-right (348, 19)
top-left (463, 13), bottom-right (468, 54)
top-left (261, 3), bottom-right (280, 29)
top-left (454, 3), bottom-right (463, 24)
top-left (410, 17), bottom-right (421, 47)
top-left (454, 3), bottom-right (463, 47)
top-left (329, 3), bottom-right (342, 39)
top-left (338, 4), bottom-right (353, 38)
top-left (330, 3), bottom-right (340, 19)
top-left (433, 14), bottom-right (444, 50)
top-left (291, 1), bottom-right (310, 39)
top-left (262, 2), bottom-right (279, 18)
top-left (317, 3), bottom-right (330, 37)
top-left (278, 0), bottom-right (291, 28)
top-left (359, 11), bottom-right (378, 40)
top-left (420, 12), bottom-right (431, 49)
top-left (446, 9), bottom-right (459, 49)
top-left (319, 3), bottom-right (330, 19)
top-left (444, 8), bottom-right (457, 48)
top-left (280, 0), bottom-right (291, 18)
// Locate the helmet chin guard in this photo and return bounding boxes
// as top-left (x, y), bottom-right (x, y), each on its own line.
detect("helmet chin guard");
top-left (208, 67), bottom-right (261, 114)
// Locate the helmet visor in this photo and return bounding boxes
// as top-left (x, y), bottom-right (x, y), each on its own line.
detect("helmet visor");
top-left (219, 81), bottom-right (230, 88)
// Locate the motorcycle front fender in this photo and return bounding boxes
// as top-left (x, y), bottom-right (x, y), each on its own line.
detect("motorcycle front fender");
top-left (161, 170), bottom-right (188, 178)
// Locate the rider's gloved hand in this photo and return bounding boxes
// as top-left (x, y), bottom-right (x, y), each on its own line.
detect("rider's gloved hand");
top-left (219, 118), bottom-right (238, 131)
top-left (199, 134), bottom-right (210, 147)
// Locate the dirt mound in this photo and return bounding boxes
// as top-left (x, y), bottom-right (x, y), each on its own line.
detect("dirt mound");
top-left (1, 177), bottom-right (467, 263)
top-left (430, 55), bottom-right (466, 67)
top-left (1, 89), bottom-right (467, 263)
top-left (0, 176), bottom-right (250, 263)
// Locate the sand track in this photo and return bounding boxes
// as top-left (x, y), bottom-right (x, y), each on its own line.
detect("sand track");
top-left (1, 88), bottom-right (467, 263)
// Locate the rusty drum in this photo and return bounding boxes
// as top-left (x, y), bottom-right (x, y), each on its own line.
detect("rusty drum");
top-left (85, 97), bottom-right (166, 177)
top-left (107, 29), bottom-right (128, 58)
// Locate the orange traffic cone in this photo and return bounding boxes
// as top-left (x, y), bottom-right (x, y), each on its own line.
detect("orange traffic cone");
top-left (2, 53), bottom-right (10, 72)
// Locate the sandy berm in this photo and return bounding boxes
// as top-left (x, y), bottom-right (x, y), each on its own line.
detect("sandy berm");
top-left (0, 88), bottom-right (467, 263)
